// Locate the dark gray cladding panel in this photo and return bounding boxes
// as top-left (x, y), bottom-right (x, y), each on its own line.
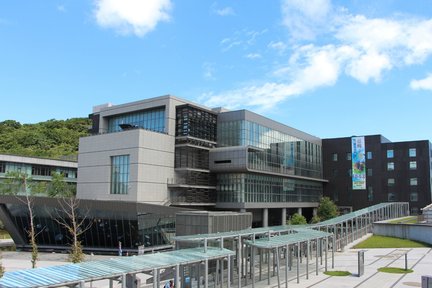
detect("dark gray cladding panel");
top-left (209, 146), bottom-right (248, 172)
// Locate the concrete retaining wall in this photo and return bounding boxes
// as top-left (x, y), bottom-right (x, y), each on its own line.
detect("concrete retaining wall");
top-left (373, 222), bottom-right (432, 245)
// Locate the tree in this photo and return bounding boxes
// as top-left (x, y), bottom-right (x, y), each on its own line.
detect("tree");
top-left (317, 197), bottom-right (339, 221)
top-left (310, 215), bottom-right (321, 224)
top-left (1, 171), bottom-right (40, 268)
top-left (50, 172), bottom-right (90, 263)
top-left (289, 213), bottom-right (307, 225)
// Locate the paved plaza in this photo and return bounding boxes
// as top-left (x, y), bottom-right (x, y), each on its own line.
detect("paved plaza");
top-left (0, 234), bottom-right (431, 288)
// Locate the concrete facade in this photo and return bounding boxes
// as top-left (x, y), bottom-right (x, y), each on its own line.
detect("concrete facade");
top-left (78, 128), bottom-right (175, 204)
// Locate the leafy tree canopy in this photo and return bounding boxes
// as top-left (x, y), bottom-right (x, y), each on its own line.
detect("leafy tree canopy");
top-left (0, 118), bottom-right (90, 159)
top-left (317, 196), bottom-right (339, 221)
top-left (289, 213), bottom-right (307, 225)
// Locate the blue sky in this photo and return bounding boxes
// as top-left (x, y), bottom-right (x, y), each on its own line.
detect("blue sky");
top-left (1, 0), bottom-right (432, 142)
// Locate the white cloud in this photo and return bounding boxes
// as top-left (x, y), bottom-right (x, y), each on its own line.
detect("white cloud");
top-left (410, 74), bottom-right (432, 91)
top-left (220, 29), bottom-right (266, 52)
top-left (268, 41), bottom-right (287, 53)
top-left (281, 0), bottom-right (332, 40)
top-left (346, 50), bottom-right (392, 83)
top-left (245, 53), bottom-right (261, 59)
top-left (94, 0), bottom-right (172, 37)
top-left (215, 7), bottom-right (235, 16)
top-left (201, 1), bottom-right (432, 110)
top-left (202, 62), bottom-right (216, 80)
top-left (203, 45), bottom-right (342, 110)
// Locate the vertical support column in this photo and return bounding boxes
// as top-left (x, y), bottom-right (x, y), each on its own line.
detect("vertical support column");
top-left (333, 224), bottom-right (337, 251)
top-left (306, 240), bottom-right (309, 279)
top-left (296, 243), bottom-right (300, 284)
top-left (79, 281), bottom-right (85, 288)
top-left (237, 236), bottom-right (242, 288)
top-left (276, 248), bottom-right (281, 288)
top-left (216, 260), bottom-right (220, 286)
top-left (285, 244), bottom-right (289, 288)
top-left (297, 207), bottom-right (302, 215)
top-left (344, 221), bottom-right (348, 248)
top-left (263, 208), bottom-right (269, 228)
top-left (205, 259), bottom-right (209, 288)
top-left (332, 235), bottom-right (335, 269)
top-left (176, 264), bottom-right (180, 288)
top-left (259, 249), bottom-right (262, 280)
top-left (231, 239), bottom-right (235, 283)
top-left (355, 217), bottom-right (359, 240)
top-left (268, 250), bottom-right (271, 286)
top-left (153, 269), bottom-right (157, 288)
top-left (320, 238), bottom-right (323, 265)
top-left (228, 255), bottom-right (231, 288)
top-left (251, 246), bottom-right (255, 288)
top-left (315, 238), bottom-right (319, 275)
top-left (324, 237), bottom-right (328, 272)
top-left (282, 208), bottom-right (287, 226)
top-left (109, 279), bottom-right (113, 288)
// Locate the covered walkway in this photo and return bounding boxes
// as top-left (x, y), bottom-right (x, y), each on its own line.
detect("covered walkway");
top-left (0, 202), bottom-right (409, 288)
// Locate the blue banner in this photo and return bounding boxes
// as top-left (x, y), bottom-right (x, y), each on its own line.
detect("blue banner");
top-left (352, 136), bottom-right (366, 190)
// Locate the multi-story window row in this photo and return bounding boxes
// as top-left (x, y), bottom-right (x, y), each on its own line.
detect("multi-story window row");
top-left (217, 120), bottom-right (322, 179)
top-left (217, 173), bottom-right (322, 203)
top-left (0, 159), bottom-right (77, 179)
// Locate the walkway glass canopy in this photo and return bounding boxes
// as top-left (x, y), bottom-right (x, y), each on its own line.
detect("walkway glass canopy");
top-left (0, 247), bottom-right (234, 288)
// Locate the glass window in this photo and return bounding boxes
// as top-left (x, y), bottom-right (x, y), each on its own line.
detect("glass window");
top-left (368, 186), bottom-right (373, 202)
top-left (411, 207), bottom-right (419, 215)
top-left (348, 169), bottom-right (352, 177)
top-left (387, 162), bottom-right (394, 171)
top-left (409, 148), bottom-right (416, 157)
top-left (107, 107), bottom-right (165, 133)
top-left (367, 151), bottom-right (373, 159)
top-left (0, 162), bottom-right (5, 173)
top-left (31, 165), bottom-right (55, 176)
top-left (367, 169), bottom-right (373, 176)
top-left (410, 178), bottom-right (418, 186)
top-left (388, 178), bottom-right (395, 186)
top-left (409, 161), bottom-right (417, 170)
top-left (346, 153), bottom-right (351, 160)
top-left (387, 149), bottom-right (394, 158)
top-left (111, 155), bottom-right (130, 195)
top-left (410, 192), bottom-right (418, 202)
top-left (388, 192), bottom-right (395, 202)
top-left (332, 153), bottom-right (338, 161)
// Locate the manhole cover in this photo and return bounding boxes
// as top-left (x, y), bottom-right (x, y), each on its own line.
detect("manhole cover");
top-left (402, 282), bottom-right (421, 287)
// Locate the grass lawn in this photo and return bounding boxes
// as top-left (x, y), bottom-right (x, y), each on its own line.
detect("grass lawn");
top-left (354, 235), bottom-right (431, 249)
top-left (324, 271), bottom-right (351, 276)
top-left (378, 267), bottom-right (413, 274)
top-left (387, 216), bottom-right (418, 224)
top-left (0, 229), bottom-right (11, 239)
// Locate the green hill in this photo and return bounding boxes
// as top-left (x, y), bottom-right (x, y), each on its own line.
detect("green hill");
top-left (0, 118), bottom-right (91, 160)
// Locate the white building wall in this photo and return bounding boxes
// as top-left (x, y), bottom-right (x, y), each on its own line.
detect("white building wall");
top-left (77, 129), bottom-right (175, 204)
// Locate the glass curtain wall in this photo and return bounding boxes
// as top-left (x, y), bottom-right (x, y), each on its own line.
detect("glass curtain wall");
top-left (107, 107), bottom-right (165, 133)
top-left (5, 203), bottom-right (175, 250)
top-left (218, 120), bottom-right (322, 178)
top-left (217, 173), bottom-right (322, 203)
